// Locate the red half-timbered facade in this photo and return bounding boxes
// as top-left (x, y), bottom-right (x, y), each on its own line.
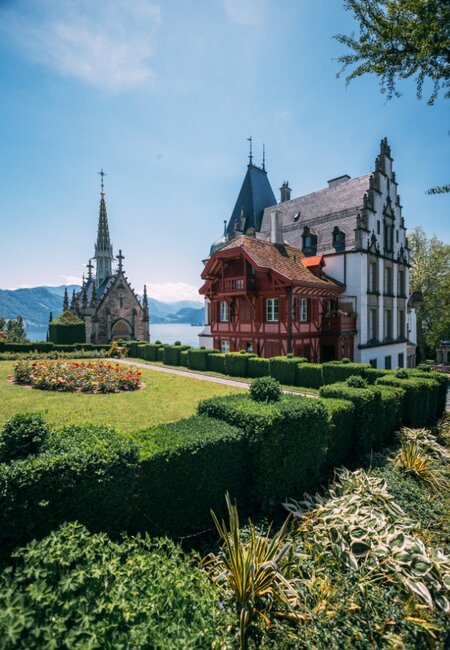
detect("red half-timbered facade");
top-left (200, 236), bottom-right (356, 361)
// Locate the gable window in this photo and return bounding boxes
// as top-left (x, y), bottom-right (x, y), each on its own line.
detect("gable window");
top-left (266, 298), bottom-right (279, 322)
top-left (300, 298), bottom-right (308, 322)
top-left (332, 226), bottom-right (345, 252)
top-left (219, 301), bottom-right (229, 322)
top-left (302, 226), bottom-right (317, 256)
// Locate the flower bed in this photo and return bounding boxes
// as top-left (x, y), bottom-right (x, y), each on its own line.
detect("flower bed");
top-left (13, 360), bottom-right (142, 393)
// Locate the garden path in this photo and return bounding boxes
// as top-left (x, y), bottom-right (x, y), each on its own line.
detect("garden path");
top-left (112, 358), bottom-right (317, 398)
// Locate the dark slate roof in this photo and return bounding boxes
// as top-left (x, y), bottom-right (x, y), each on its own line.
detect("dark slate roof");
top-left (96, 277), bottom-right (113, 300)
top-left (260, 174), bottom-right (371, 254)
top-left (227, 164), bottom-right (277, 235)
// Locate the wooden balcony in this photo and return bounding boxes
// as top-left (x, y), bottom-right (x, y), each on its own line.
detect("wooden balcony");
top-left (219, 276), bottom-right (256, 294)
top-left (322, 313), bottom-right (357, 334)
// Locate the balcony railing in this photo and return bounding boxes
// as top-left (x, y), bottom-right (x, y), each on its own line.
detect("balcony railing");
top-left (322, 313), bottom-right (357, 334)
top-left (219, 276), bottom-right (255, 294)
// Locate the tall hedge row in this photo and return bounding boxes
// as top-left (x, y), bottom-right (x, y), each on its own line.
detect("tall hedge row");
top-left (375, 375), bottom-right (440, 427)
top-left (0, 424), bottom-right (138, 557)
top-left (163, 345), bottom-right (191, 366)
top-left (269, 356), bottom-right (307, 385)
top-left (0, 342), bottom-right (109, 353)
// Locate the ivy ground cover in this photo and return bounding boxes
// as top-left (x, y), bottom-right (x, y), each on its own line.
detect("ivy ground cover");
top-left (0, 361), bottom-right (244, 432)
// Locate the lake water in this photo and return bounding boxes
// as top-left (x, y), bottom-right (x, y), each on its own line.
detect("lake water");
top-left (27, 323), bottom-right (203, 348)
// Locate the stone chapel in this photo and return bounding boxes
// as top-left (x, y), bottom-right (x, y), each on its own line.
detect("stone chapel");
top-left (66, 173), bottom-right (149, 344)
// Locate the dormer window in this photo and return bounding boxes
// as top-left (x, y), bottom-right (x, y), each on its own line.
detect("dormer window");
top-left (302, 226), bottom-right (317, 256)
top-left (332, 226), bottom-right (345, 252)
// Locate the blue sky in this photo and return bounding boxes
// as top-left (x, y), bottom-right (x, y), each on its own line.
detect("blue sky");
top-left (1, 0), bottom-right (448, 301)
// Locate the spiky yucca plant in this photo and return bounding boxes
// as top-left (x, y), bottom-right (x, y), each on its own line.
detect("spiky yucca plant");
top-left (392, 442), bottom-right (445, 493)
top-left (201, 493), bottom-right (297, 650)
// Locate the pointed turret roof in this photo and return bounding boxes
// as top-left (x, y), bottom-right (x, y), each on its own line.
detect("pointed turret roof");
top-left (96, 191), bottom-right (112, 251)
top-left (226, 162), bottom-right (276, 235)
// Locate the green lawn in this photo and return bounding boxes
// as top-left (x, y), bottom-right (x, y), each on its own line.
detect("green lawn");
top-left (0, 361), bottom-right (244, 433)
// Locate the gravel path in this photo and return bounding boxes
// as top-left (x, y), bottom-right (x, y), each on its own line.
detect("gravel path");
top-left (112, 358), bottom-right (317, 398)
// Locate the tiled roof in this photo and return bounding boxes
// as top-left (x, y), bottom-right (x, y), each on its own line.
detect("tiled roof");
top-left (213, 236), bottom-right (342, 292)
top-left (227, 164), bottom-right (277, 235)
top-left (260, 174), bottom-right (371, 253)
top-left (301, 255), bottom-right (324, 268)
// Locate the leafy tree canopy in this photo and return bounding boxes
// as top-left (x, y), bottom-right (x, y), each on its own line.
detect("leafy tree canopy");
top-left (408, 226), bottom-right (450, 356)
top-left (336, 0), bottom-right (450, 105)
top-left (0, 315), bottom-right (28, 343)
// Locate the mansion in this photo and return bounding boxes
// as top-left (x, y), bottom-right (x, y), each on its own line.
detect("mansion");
top-left (199, 139), bottom-right (417, 369)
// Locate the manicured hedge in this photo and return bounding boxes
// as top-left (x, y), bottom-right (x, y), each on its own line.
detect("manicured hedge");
top-left (224, 352), bottom-right (255, 377)
top-left (376, 385), bottom-right (405, 443)
top-left (295, 363), bottom-right (323, 389)
top-left (247, 357), bottom-right (270, 378)
top-left (376, 375), bottom-right (440, 427)
top-left (410, 369), bottom-right (448, 417)
top-left (0, 342), bottom-right (55, 353)
top-left (48, 311), bottom-right (86, 345)
top-left (364, 368), bottom-right (391, 384)
top-left (321, 398), bottom-right (355, 469)
top-left (198, 394), bottom-right (330, 512)
top-left (207, 353), bottom-right (226, 374)
top-left (130, 416), bottom-right (248, 536)
top-left (187, 349), bottom-right (210, 371)
top-left (141, 343), bottom-right (159, 361)
top-left (179, 350), bottom-right (189, 367)
top-left (269, 356), bottom-right (307, 385)
top-left (136, 343), bottom-right (147, 359)
top-left (126, 340), bottom-right (147, 357)
top-left (0, 423), bottom-right (138, 557)
top-left (157, 347), bottom-right (165, 362)
top-left (322, 362), bottom-right (372, 385)
top-left (163, 345), bottom-right (190, 366)
top-left (319, 382), bottom-right (384, 455)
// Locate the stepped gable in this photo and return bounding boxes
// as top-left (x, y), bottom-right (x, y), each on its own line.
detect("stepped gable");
top-left (209, 235), bottom-right (343, 293)
top-left (260, 173), bottom-right (371, 253)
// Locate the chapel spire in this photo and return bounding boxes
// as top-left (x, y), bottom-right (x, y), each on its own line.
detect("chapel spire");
top-left (94, 169), bottom-right (114, 287)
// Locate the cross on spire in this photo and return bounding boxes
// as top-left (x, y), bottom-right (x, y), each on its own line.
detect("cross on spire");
top-left (97, 168), bottom-right (107, 192)
top-left (117, 249), bottom-right (124, 272)
top-left (247, 136), bottom-right (253, 165)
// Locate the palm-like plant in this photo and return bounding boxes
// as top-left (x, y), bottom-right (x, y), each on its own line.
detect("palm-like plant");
top-left (201, 493), bottom-right (297, 649)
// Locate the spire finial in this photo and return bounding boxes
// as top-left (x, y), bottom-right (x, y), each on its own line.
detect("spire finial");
top-left (262, 143), bottom-right (266, 171)
top-left (97, 168), bottom-right (107, 193)
top-left (247, 136), bottom-right (253, 165)
top-left (117, 249), bottom-right (124, 272)
top-left (223, 219), bottom-right (227, 236)
top-left (87, 259), bottom-right (93, 280)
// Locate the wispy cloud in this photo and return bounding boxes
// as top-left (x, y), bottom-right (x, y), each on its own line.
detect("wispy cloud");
top-left (1, 0), bottom-right (161, 90)
top-left (148, 282), bottom-right (202, 303)
top-left (222, 0), bottom-right (265, 26)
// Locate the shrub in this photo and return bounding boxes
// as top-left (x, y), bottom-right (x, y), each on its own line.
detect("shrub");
top-left (395, 369), bottom-right (409, 379)
top-left (417, 363), bottom-right (432, 372)
top-left (163, 345), bottom-right (190, 366)
top-left (347, 375), bottom-right (368, 388)
top-left (322, 362), bottom-right (371, 385)
top-left (157, 347), bottom-right (164, 362)
top-left (48, 311), bottom-right (86, 345)
top-left (341, 357), bottom-right (351, 363)
top-left (0, 413), bottom-right (50, 463)
top-left (130, 416), bottom-right (248, 536)
top-left (376, 376), bottom-right (440, 427)
top-left (295, 362), bottom-right (323, 389)
top-left (364, 367), bottom-right (391, 384)
top-left (0, 523), bottom-right (233, 649)
top-left (224, 352), bottom-right (254, 377)
top-left (321, 398), bottom-right (355, 469)
top-left (126, 341), bottom-right (144, 357)
top-left (319, 382), bottom-right (384, 455)
top-left (249, 377), bottom-right (281, 403)
top-left (410, 369), bottom-right (448, 417)
top-left (269, 356), bottom-right (306, 385)
top-left (376, 385), bottom-right (405, 443)
top-left (0, 424), bottom-right (139, 557)
top-left (207, 352), bottom-right (226, 374)
top-left (141, 343), bottom-right (158, 361)
top-left (198, 394), bottom-right (330, 512)
top-left (247, 357), bottom-right (270, 378)
top-left (187, 348), bottom-right (210, 371)
top-left (179, 350), bottom-right (189, 367)
top-left (174, 340), bottom-right (181, 346)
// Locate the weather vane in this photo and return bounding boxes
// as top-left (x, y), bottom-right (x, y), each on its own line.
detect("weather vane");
top-left (97, 168), bottom-right (107, 192)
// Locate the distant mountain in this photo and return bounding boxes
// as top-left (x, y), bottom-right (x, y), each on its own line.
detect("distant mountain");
top-left (0, 285), bottom-right (204, 336)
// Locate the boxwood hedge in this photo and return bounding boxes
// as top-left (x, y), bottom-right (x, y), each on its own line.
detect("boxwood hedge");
top-left (247, 357), bottom-right (270, 378)
top-left (187, 349), bottom-right (210, 371)
top-left (375, 375), bottom-right (440, 427)
top-left (269, 356), bottom-right (307, 385)
top-left (207, 352), bottom-right (226, 374)
top-left (224, 352), bottom-right (255, 377)
top-left (129, 416), bottom-right (248, 536)
top-left (163, 345), bottom-right (190, 366)
top-left (295, 363), bottom-right (323, 389)
top-left (322, 362), bottom-right (372, 385)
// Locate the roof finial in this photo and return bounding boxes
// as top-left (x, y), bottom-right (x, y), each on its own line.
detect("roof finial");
top-left (247, 136), bottom-right (253, 165)
top-left (87, 259), bottom-right (93, 280)
top-left (262, 143), bottom-right (266, 171)
top-left (97, 168), bottom-right (107, 193)
top-left (117, 249), bottom-right (124, 272)
top-left (223, 219), bottom-right (227, 236)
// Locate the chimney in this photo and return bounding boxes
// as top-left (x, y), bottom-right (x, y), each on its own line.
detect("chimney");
top-left (327, 175), bottom-right (351, 188)
top-left (279, 181), bottom-right (291, 203)
top-left (270, 209), bottom-right (283, 244)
